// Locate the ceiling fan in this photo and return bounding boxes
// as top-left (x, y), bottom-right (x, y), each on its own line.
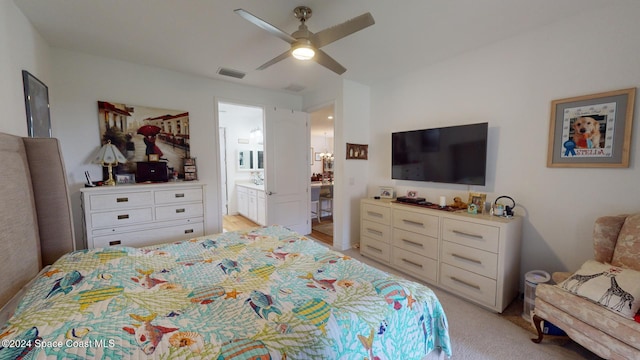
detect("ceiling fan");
top-left (235, 6), bottom-right (374, 75)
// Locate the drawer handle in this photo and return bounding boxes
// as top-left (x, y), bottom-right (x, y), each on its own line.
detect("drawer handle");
top-left (116, 197), bottom-right (129, 203)
top-left (401, 258), bottom-right (423, 268)
top-left (452, 253), bottom-right (482, 264)
top-left (117, 214), bottom-right (130, 220)
top-left (451, 276), bottom-right (481, 290)
top-left (452, 230), bottom-right (483, 239)
top-left (184, 229), bottom-right (194, 234)
top-left (176, 208), bottom-right (186, 213)
top-left (367, 211), bottom-right (383, 218)
top-left (366, 228), bottom-right (383, 236)
top-left (108, 240), bottom-right (121, 246)
top-left (175, 193), bottom-right (185, 198)
top-left (403, 219), bottom-right (424, 227)
top-left (366, 245), bottom-right (383, 253)
top-left (402, 239), bottom-right (423, 248)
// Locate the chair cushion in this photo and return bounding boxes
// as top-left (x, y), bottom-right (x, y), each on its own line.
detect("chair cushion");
top-left (611, 213), bottom-right (640, 271)
top-left (557, 260), bottom-right (640, 320)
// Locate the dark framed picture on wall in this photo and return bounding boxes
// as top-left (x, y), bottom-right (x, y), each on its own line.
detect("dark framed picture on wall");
top-left (22, 70), bottom-right (52, 138)
top-left (547, 88), bottom-right (635, 168)
top-left (346, 143), bottom-right (368, 159)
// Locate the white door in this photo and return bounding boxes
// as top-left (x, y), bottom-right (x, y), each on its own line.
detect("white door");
top-left (264, 107), bottom-right (310, 234)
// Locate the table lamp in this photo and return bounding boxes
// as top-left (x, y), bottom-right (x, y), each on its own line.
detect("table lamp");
top-left (92, 140), bottom-right (127, 186)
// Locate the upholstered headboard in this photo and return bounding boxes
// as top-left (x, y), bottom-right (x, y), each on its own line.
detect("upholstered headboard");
top-left (0, 132), bottom-right (75, 308)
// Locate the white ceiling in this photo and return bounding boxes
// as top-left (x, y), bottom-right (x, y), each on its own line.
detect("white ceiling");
top-left (14, 0), bottom-right (619, 95)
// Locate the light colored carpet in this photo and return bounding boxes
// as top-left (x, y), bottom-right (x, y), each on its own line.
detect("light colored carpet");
top-left (338, 247), bottom-right (603, 360)
top-left (312, 222), bottom-right (333, 236)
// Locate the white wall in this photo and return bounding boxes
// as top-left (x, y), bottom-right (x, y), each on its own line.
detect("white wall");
top-left (0, 0), bottom-right (51, 135)
top-left (368, 3), bottom-right (640, 284)
top-left (50, 49), bottom-right (302, 249)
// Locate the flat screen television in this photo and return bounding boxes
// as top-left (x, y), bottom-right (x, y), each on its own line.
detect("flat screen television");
top-left (392, 122), bottom-right (488, 185)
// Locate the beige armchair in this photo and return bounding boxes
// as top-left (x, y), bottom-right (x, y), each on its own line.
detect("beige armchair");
top-left (532, 213), bottom-right (640, 359)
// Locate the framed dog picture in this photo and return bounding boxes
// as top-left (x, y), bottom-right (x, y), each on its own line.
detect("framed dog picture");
top-left (547, 88), bottom-right (635, 168)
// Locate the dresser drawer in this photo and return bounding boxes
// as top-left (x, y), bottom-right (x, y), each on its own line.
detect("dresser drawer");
top-left (156, 203), bottom-right (204, 220)
top-left (440, 263), bottom-right (496, 307)
top-left (361, 203), bottom-right (391, 225)
top-left (92, 222), bottom-right (204, 248)
top-left (88, 191), bottom-right (153, 210)
top-left (441, 241), bottom-right (498, 279)
top-left (361, 220), bottom-right (391, 243)
top-left (392, 228), bottom-right (438, 259)
top-left (360, 236), bottom-right (390, 263)
top-left (90, 208), bottom-right (153, 228)
top-left (393, 209), bottom-right (439, 237)
top-left (392, 247), bottom-right (437, 282)
top-left (442, 218), bottom-right (499, 253)
top-left (155, 188), bottom-right (203, 204)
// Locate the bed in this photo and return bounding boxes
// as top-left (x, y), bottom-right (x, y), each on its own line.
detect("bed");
top-left (0, 132), bottom-right (451, 359)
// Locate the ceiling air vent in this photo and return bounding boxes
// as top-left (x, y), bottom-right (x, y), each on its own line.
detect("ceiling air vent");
top-left (284, 83), bottom-right (305, 92)
top-left (217, 67), bottom-right (246, 79)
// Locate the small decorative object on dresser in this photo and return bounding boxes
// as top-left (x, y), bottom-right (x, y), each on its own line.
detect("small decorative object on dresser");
top-left (449, 196), bottom-right (468, 209)
top-left (468, 192), bottom-right (486, 214)
top-left (184, 157), bottom-right (197, 181)
top-left (467, 203), bottom-right (478, 214)
top-left (378, 186), bottom-right (394, 199)
top-left (136, 161), bottom-right (168, 182)
top-left (115, 173), bottom-right (135, 184)
top-left (406, 190), bottom-right (418, 199)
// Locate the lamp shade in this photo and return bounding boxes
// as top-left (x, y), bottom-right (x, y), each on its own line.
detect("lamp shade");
top-left (92, 140), bottom-right (127, 165)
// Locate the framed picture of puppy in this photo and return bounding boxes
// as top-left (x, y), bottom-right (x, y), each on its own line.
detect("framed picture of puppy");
top-left (547, 88), bottom-right (635, 168)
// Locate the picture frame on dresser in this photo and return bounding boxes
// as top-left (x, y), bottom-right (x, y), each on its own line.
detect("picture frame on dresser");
top-left (378, 186), bottom-right (394, 199)
top-left (468, 192), bottom-right (486, 214)
top-left (115, 173), bottom-right (135, 184)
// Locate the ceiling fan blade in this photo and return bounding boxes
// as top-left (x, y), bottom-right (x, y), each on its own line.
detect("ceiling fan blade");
top-left (256, 50), bottom-right (291, 70)
top-left (235, 8), bottom-right (296, 44)
top-left (314, 49), bottom-right (347, 75)
top-left (311, 12), bottom-right (375, 48)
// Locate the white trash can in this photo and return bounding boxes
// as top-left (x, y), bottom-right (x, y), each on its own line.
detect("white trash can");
top-left (522, 270), bottom-right (551, 321)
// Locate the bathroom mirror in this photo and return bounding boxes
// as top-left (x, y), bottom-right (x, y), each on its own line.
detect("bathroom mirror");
top-left (238, 150), bottom-right (253, 170)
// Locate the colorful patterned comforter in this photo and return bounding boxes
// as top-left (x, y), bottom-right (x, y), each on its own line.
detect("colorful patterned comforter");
top-left (1, 226), bottom-right (451, 359)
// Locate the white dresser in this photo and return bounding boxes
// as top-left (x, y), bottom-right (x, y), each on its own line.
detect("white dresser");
top-left (360, 198), bottom-right (522, 312)
top-left (80, 182), bottom-right (205, 249)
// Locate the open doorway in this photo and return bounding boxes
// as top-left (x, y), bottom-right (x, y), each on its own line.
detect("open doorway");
top-left (309, 104), bottom-right (334, 245)
top-left (218, 101), bottom-right (265, 232)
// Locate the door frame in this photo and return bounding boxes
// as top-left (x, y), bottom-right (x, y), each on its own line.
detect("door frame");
top-left (305, 101), bottom-right (337, 245)
top-left (215, 98), bottom-right (265, 227)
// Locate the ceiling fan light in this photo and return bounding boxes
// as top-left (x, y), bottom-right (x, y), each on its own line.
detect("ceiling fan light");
top-left (292, 45), bottom-right (315, 60)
